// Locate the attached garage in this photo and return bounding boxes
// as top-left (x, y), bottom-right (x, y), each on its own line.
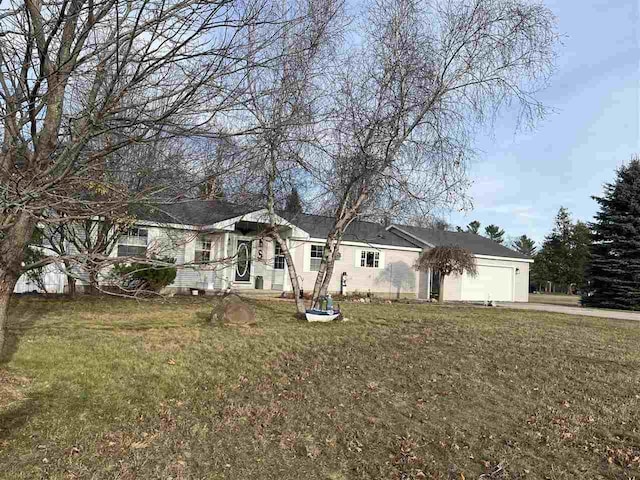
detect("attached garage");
top-left (461, 264), bottom-right (514, 302)
top-left (387, 224), bottom-right (533, 303)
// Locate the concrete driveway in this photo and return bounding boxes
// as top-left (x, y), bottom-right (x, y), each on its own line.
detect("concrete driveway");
top-left (499, 302), bottom-right (640, 322)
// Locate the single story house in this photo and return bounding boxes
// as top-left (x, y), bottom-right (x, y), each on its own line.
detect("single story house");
top-left (15, 200), bottom-right (532, 302)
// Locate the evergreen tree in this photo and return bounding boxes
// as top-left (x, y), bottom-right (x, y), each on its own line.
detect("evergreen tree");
top-left (532, 207), bottom-right (591, 293)
top-left (583, 159), bottom-right (640, 310)
top-left (484, 224), bottom-right (505, 243)
top-left (285, 187), bottom-right (303, 214)
top-left (512, 235), bottom-right (537, 256)
top-left (570, 221), bottom-right (591, 290)
top-left (466, 220), bottom-right (481, 234)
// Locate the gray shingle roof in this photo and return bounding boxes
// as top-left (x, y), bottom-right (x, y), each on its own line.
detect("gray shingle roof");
top-left (133, 200), bottom-right (257, 226)
top-left (131, 200), bottom-right (528, 259)
top-left (134, 201), bottom-right (417, 248)
top-left (389, 224), bottom-right (531, 260)
top-left (282, 213), bottom-right (419, 248)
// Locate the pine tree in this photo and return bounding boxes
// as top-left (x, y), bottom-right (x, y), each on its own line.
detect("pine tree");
top-left (569, 221), bottom-right (591, 290)
top-left (512, 235), bottom-right (536, 256)
top-left (530, 207), bottom-right (589, 292)
top-left (285, 187), bottom-right (303, 215)
top-left (466, 220), bottom-right (481, 234)
top-left (583, 159), bottom-right (640, 310)
top-left (484, 224), bottom-right (505, 243)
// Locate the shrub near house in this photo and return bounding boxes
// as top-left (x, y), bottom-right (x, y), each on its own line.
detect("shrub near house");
top-left (114, 257), bottom-right (177, 293)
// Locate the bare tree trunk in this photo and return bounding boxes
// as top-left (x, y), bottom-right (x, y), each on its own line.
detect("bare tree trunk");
top-left (438, 274), bottom-right (445, 303)
top-left (66, 274), bottom-right (76, 297)
top-left (265, 152), bottom-right (306, 317)
top-left (0, 214), bottom-right (35, 353)
top-left (311, 234), bottom-right (336, 306)
top-left (88, 269), bottom-right (98, 295)
top-left (0, 272), bottom-right (18, 356)
top-left (285, 255), bottom-right (306, 316)
top-left (311, 191), bottom-right (366, 307)
top-left (317, 237), bottom-right (342, 301)
top-left (272, 232), bottom-right (306, 316)
top-left (318, 256), bottom-right (335, 298)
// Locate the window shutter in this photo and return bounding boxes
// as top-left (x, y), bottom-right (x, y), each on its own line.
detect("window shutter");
top-left (354, 248), bottom-right (361, 268)
top-left (184, 236), bottom-right (196, 263)
top-left (377, 250), bottom-right (385, 269)
top-left (303, 243), bottom-right (311, 272)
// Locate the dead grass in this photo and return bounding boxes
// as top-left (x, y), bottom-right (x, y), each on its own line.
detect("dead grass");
top-left (529, 294), bottom-right (581, 306)
top-left (0, 370), bottom-right (30, 410)
top-left (1, 295), bottom-right (639, 479)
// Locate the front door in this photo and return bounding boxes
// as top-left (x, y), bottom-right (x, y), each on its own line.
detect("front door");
top-left (235, 240), bottom-right (252, 282)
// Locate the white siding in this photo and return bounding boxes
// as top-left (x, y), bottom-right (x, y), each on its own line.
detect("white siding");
top-left (291, 239), bottom-right (421, 297)
top-left (14, 265), bottom-right (67, 294)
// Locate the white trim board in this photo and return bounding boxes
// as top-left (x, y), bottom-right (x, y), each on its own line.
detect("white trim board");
top-left (134, 220), bottom-right (200, 231)
top-left (208, 209), bottom-right (306, 234)
top-left (291, 237), bottom-right (422, 253)
top-left (385, 225), bottom-right (434, 247)
top-left (473, 254), bottom-right (534, 263)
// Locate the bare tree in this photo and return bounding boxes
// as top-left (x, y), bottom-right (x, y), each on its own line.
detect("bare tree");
top-left (405, 215), bottom-right (451, 231)
top-left (307, 0), bottom-right (558, 307)
top-left (415, 245), bottom-right (477, 302)
top-left (234, 0), bottom-right (345, 315)
top-left (0, 0), bottom-right (276, 351)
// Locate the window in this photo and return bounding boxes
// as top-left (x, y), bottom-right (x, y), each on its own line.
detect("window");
top-left (117, 228), bottom-right (148, 258)
top-left (310, 245), bottom-right (323, 271)
top-left (274, 242), bottom-right (285, 270)
top-left (360, 250), bottom-right (379, 268)
top-left (195, 236), bottom-right (212, 263)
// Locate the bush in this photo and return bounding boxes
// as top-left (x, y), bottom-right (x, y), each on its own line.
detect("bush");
top-left (114, 257), bottom-right (177, 293)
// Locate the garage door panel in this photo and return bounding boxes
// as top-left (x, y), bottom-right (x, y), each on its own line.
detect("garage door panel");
top-left (461, 265), bottom-right (513, 301)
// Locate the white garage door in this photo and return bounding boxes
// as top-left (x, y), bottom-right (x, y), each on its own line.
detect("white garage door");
top-left (461, 265), bottom-right (514, 302)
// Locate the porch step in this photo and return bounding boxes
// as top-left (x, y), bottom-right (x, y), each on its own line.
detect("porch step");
top-left (235, 289), bottom-right (283, 299)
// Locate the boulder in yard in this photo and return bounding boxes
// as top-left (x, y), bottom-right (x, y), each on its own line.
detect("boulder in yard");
top-left (209, 294), bottom-right (256, 325)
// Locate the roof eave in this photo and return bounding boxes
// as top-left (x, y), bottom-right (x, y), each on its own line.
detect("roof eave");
top-left (386, 225), bottom-right (435, 248)
top-left (203, 208), bottom-right (310, 237)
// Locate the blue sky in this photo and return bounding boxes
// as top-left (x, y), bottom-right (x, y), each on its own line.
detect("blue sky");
top-left (446, 0), bottom-right (640, 245)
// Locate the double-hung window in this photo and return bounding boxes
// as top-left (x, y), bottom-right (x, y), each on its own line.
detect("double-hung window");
top-left (310, 245), bottom-right (324, 271)
top-left (360, 250), bottom-right (379, 268)
top-left (117, 228), bottom-right (148, 258)
top-left (274, 243), bottom-right (285, 270)
top-left (195, 237), bottom-right (212, 263)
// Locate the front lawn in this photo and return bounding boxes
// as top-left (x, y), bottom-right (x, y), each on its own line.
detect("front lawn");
top-left (1, 296), bottom-right (639, 479)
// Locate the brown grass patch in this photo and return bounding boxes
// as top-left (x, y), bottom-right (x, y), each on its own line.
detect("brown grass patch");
top-left (3, 296), bottom-right (640, 479)
top-left (0, 370), bottom-right (30, 410)
top-left (115, 327), bottom-right (202, 352)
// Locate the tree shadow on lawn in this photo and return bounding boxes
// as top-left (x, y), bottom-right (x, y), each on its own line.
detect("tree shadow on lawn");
top-left (0, 397), bottom-right (39, 442)
top-left (0, 294), bottom-right (52, 365)
top-left (0, 296), bottom-right (52, 442)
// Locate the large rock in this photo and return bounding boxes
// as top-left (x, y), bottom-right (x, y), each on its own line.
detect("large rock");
top-left (209, 294), bottom-right (256, 325)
